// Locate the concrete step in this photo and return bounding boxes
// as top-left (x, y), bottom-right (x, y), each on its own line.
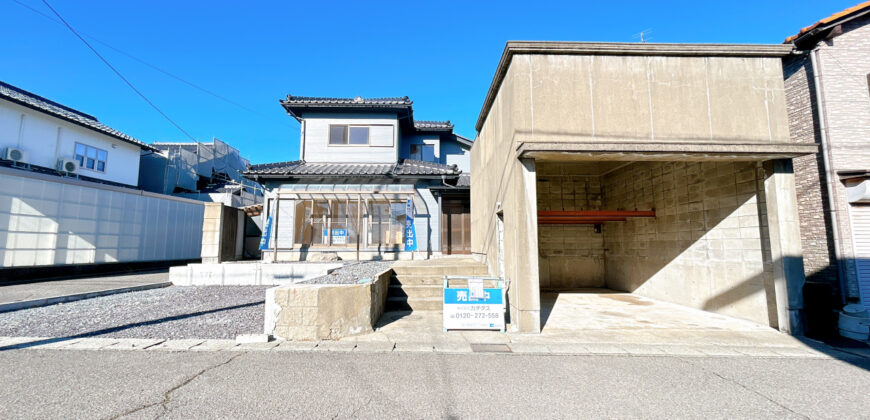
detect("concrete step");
top-left (388, 284), bottom-right (443, 299)
top-left (390, 274), bottom-right (501, 287)
top-left (390, 262), bottom-right (489, 276)
top-left (385, 296), bottom-right (443, 311)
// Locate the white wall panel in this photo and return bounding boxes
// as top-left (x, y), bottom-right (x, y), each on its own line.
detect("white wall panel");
top-left (0, 100), bottom-right (142, 186)
top-left (0, 170), bottom-right (203, 268)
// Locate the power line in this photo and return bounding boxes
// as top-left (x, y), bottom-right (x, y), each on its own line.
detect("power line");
top-left (12, 0), bottom-right (292, 129)
top-left (39, 0), bottom-right (198, 140)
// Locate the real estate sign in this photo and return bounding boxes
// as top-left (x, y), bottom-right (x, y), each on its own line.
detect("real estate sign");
top-left (443, 283), bottom-right (505, 331)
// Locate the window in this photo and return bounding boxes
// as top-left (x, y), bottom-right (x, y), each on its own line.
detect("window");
top-left (328, 125), bottom-right (370, 145)
top-left (410, 144), bottom-right (435, 161)
top-left (329, 125), bottom-right (347, 145)
top-left (292, 198), bottom-right (403, 247)
top-left (74, 143), bottom-right (107, 172)
top-left (348, 127), bottom-right (369, 145)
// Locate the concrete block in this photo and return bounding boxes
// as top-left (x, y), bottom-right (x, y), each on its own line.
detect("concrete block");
top-left (236, 334), bottom-right (270, 344)
top-left (104, 339), bottom-right (165, 351)
top-left (147, 339), bottom-right (205, 351)
top-left (190, 340), bottom-right (240, 351)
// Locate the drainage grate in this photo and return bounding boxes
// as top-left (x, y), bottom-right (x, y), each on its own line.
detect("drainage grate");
top-left (470, 343), bottom-right (512, 353)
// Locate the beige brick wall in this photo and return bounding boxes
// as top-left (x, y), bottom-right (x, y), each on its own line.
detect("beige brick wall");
top-left (601, 161), bottom-right (774, 326)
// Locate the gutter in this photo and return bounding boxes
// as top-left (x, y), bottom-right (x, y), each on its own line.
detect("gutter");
top-left (810, 48), bottom-right (848, 304)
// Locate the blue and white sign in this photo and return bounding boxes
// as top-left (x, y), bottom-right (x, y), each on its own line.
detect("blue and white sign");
top-left (443, 282), bottom-right (505, 331)
top-left (332, 228), bottom-right (347, 245)
top-left (404, 198), bottom-right (417, 251)
top-left (258, 216), bottom-right (272, 250)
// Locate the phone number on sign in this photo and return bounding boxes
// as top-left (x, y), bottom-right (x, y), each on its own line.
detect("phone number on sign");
top-left (449, 312), bottom-right (501, 319)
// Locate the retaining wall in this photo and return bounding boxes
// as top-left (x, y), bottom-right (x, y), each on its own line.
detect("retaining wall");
top-left (264, 268), bottom-right (392, 340)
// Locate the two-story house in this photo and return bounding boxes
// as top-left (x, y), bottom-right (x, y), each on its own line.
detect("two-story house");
top-left (243, 95), bottom-right (471, 261)
top-left (0, 80), bottom-right (204, 271)
top-left (783, 2), bottom-right (870, 323)
top-left (0, 80), bottom-right (156, 187)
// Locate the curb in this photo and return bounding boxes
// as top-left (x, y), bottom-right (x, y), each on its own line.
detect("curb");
top-left (0, 282), bottom-right (173, 313)
top-left (0, 336), bottom-right (840, 359)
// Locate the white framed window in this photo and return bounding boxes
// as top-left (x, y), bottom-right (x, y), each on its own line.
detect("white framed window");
top-left (328, 125), bottom-right (370, 145)
top-left (74, 142), bottom-right (108, 172)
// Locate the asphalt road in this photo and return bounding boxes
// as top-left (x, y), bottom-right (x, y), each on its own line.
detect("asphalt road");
top-left (1, 349), bottom-right (869, 419)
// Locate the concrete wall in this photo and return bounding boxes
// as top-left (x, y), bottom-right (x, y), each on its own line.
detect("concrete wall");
top-left (264, 268), bottom-right (392, 340)
top-left (301, 113), bottom-right (398, 163)
top-left (0, 167), bottom-right (203, 267)
top-left (602, 161), bottom-right (775, 326)
top-left (0, 99), bottom-right (142, 187)
top-left (472, 58), bottom-right (542, 332)
top-left (501, 53), bottom-right (789, 146)
top-left (472, 46), bottom-right (799, 332)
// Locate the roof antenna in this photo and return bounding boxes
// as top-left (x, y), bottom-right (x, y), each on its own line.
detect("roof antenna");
top-left (632, 28), bottom-right (653, 43)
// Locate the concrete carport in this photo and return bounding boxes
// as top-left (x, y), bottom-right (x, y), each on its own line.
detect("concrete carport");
top-left (470, 42), bottom-right (817, 334)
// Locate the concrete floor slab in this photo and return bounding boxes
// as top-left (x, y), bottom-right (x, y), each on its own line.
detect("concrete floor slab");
top-left (0, 272), bottom-right (171, 312)
top-left (366, 290), bottom-right (811, 356)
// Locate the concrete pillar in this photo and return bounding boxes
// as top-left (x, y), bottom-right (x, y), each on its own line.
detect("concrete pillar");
top-left (763, 159), bottom-right (806, 335)
top-left (201, 202), bottom-right (224, 264)
top-left (513, 158), bottom-right (541, 332)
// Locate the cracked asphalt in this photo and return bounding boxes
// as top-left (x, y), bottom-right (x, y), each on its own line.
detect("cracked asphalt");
top-left (1, 350), bottom-right (869, 419)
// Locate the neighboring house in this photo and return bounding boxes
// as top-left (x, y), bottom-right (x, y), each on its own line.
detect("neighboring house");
top-left (0, 81), bottom-right (203, 271)
top-left (243, 95), bottom-right (471, 261)
top-left (783, 2), bottom-right (870, 314)
top-left (471, 42), bottom-right (813, 333)
top-left (139, 138), bottom-right (262, 208)
top-left (0, 80), bottom-right (156, 186)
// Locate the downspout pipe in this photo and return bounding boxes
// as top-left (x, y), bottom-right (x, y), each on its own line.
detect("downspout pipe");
top-left (809, 48), bottom-right (848, 304)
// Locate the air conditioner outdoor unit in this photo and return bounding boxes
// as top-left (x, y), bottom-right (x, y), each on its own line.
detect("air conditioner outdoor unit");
top-left (3, 147), bottom-right (26, 163)
top-left (57, 158), bottom-right (79, 174)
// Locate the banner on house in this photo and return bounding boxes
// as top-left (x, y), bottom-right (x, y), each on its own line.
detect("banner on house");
top-left (259, 216), bottom-right (272, 250)
top-left (404, 198), bottom-right (417, 251)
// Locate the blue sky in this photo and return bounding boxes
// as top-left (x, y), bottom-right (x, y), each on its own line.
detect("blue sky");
top-left (0, 0), bottom-right (858, 164)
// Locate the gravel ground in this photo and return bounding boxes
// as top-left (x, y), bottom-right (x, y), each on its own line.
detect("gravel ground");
top-left (301, 261), bottom-right (394, 284)
top-left (0, 286), bottom-right (269, 340)
top-left (0, 262), bottom-right (395, 340)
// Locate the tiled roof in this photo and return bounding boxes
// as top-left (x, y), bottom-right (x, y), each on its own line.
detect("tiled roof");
top-left (0, 81), bottom-right (157, 152)
top-left (414, 120), bottom-right (453, 130)
top-left (282, 95), bottom-right (412, 106)
top-left (244, 159), bottom-right (459, 178)
top-left (785, 1), bottom-right (870, 43)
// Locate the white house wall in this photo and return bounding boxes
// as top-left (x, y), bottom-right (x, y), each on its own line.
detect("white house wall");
top-left (301, 112), bottom-right (398, 163)
top-left (0, 99), bottom-right (142, 186)
top-left (0, 168), bottom-right (203, 267)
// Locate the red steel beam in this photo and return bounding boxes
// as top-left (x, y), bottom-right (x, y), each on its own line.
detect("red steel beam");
top-left (537, 210), bottom-right (656, 218)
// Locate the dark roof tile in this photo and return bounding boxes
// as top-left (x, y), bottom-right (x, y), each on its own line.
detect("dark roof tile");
top-left (0, 81), bottom-right (157, 151)
top-left (244, 159), bottom-right (459, 178)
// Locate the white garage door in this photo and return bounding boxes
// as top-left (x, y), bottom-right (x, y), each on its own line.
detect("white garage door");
top-left (851, 205), bottom-right (870, 310)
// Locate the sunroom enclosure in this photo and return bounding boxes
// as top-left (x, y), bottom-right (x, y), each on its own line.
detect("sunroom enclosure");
top-left (261, 184), bottom-right (426, 261)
